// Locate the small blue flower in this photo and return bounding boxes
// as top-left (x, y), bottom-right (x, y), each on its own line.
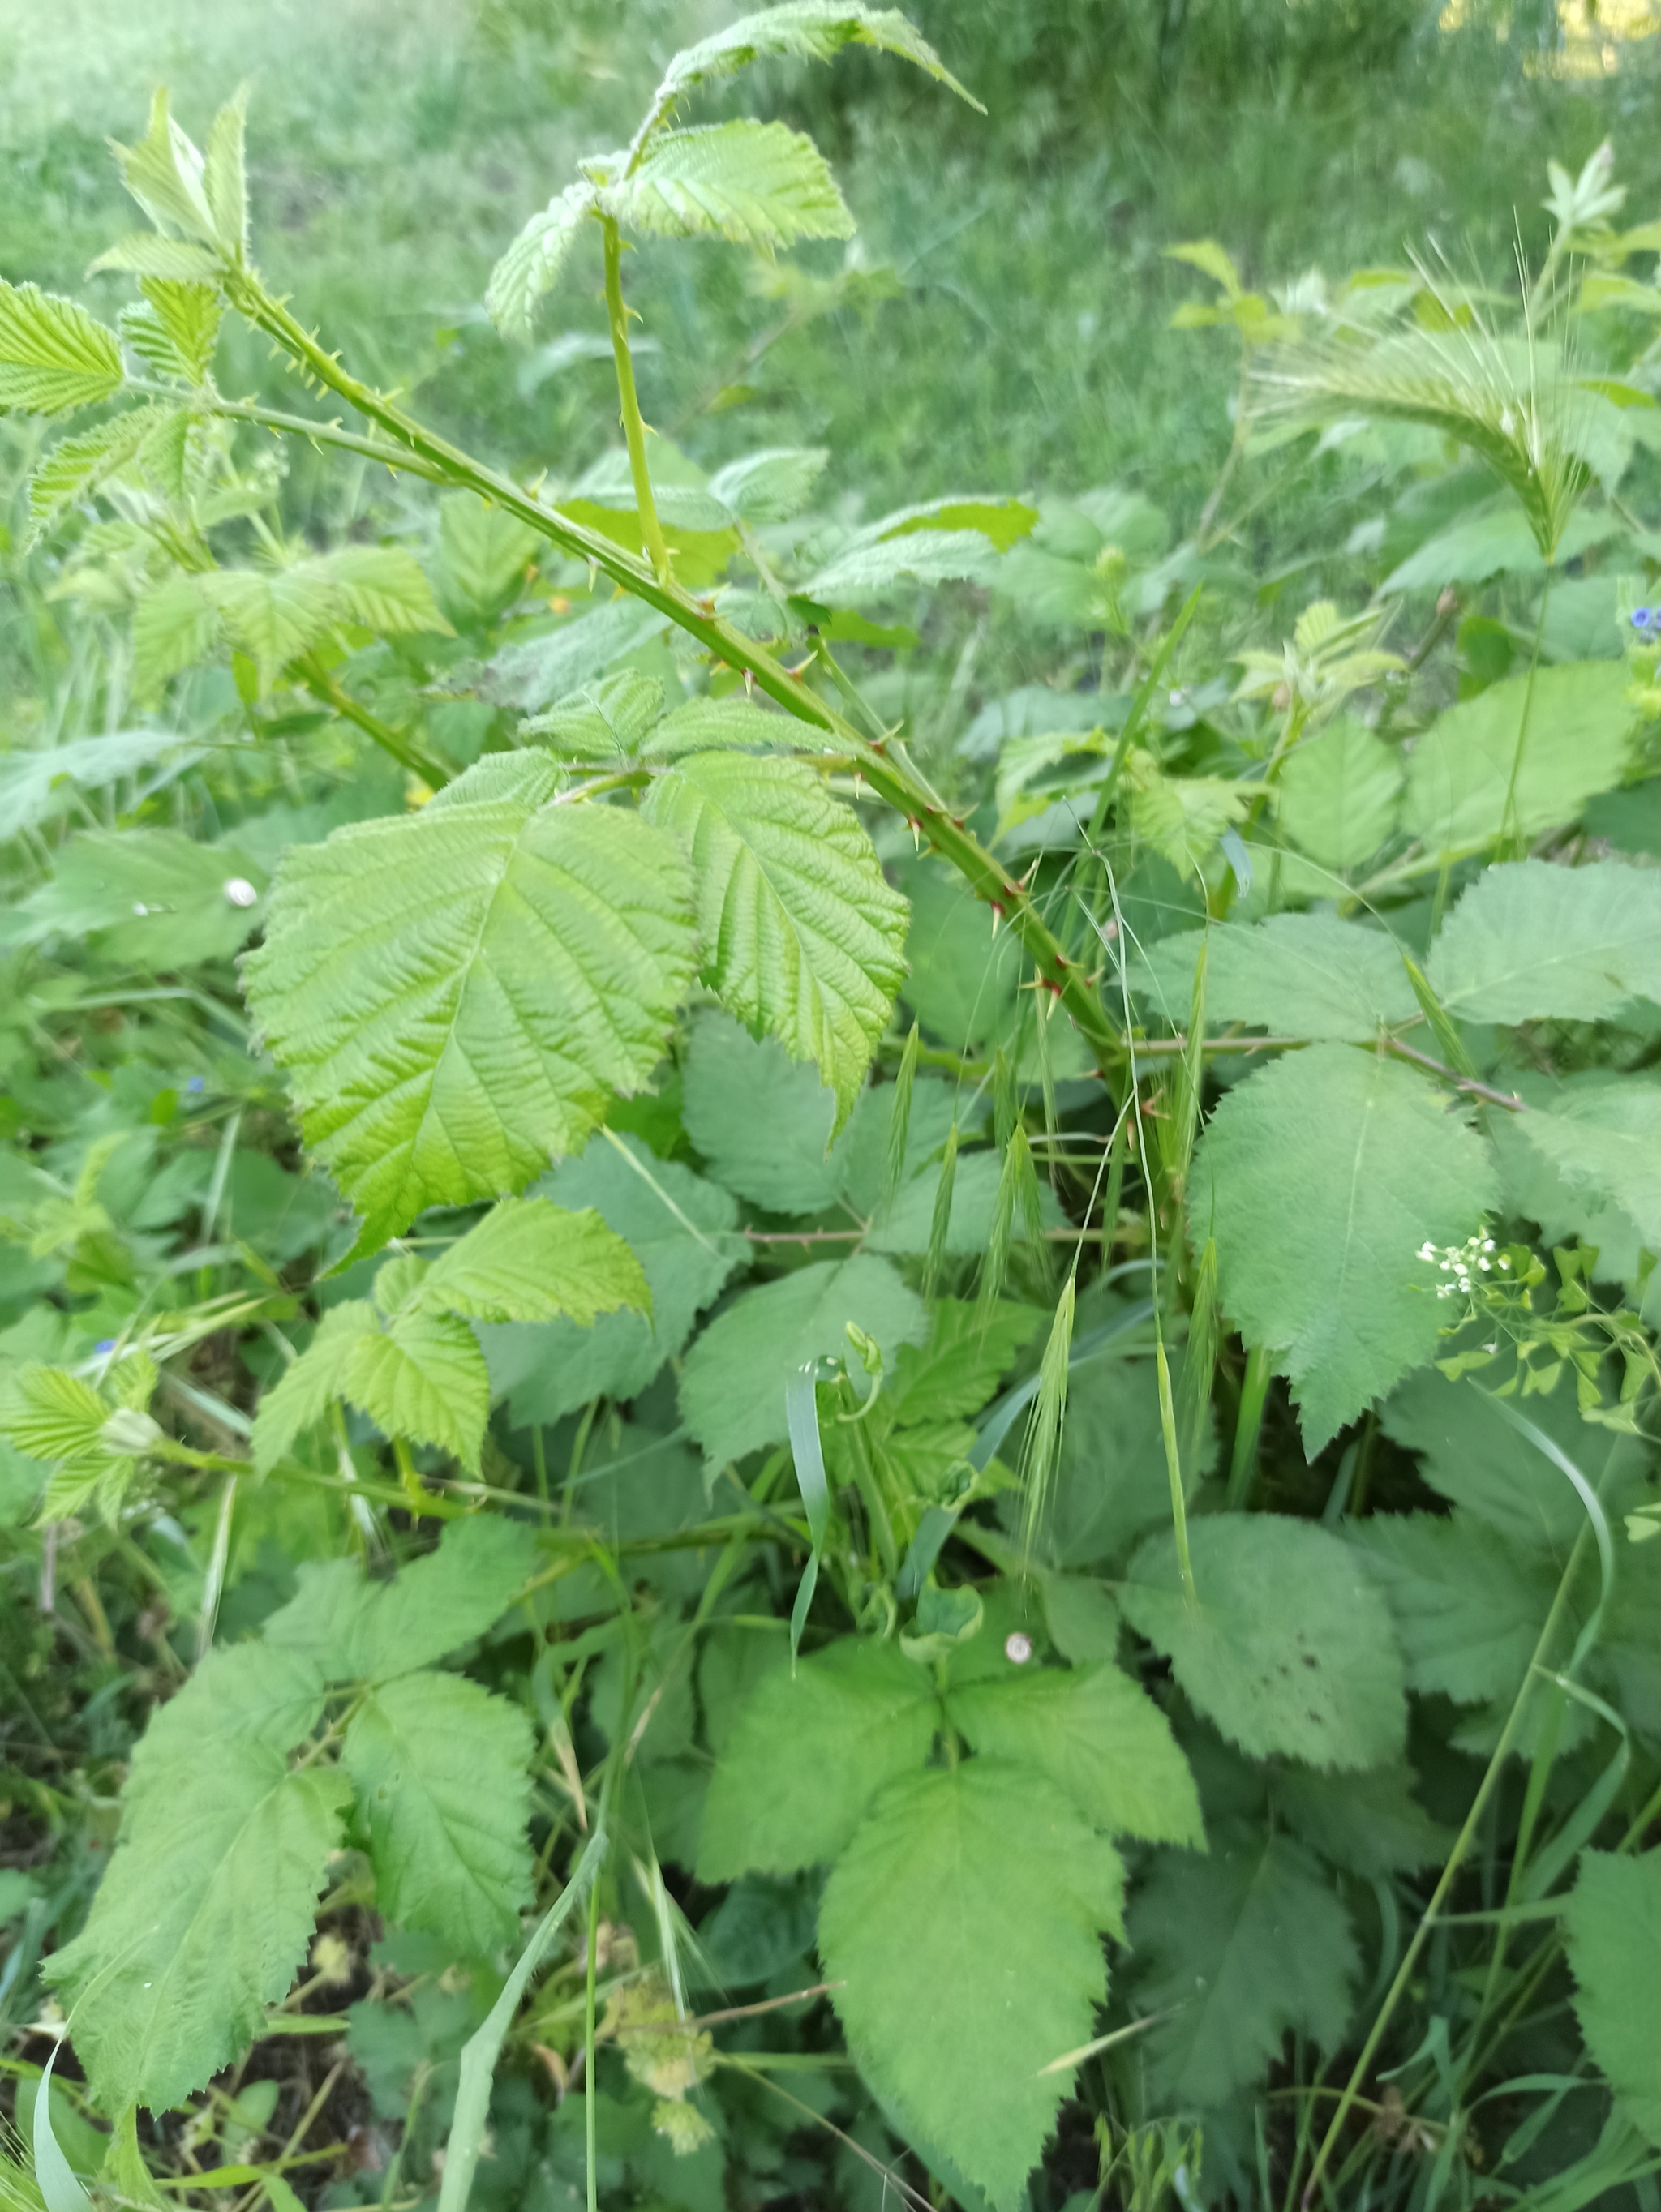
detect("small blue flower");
top-left (94, 1339), bottom-right (117, 1355)
top-left (185, 1075), bottom-right (206, 1095)
top-left (1632, 607), bottom-right (1655, 631)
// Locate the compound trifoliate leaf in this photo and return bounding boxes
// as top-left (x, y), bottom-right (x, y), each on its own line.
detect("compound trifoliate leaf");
top-left (1567, 1849), bottom-right (1661, 2147)
top-left (678, 1254), bottom-right (925, 1472)
top-left (1404, 661), bottom-right (1635, 855)
top-left (45, 1647), bottom-right (344, 2114)
top-left (607, 122), bottom-right (853, 250)
top-left (0, 282), bottom-right (124, 415)
top-left (1428, 860), bottom-right (1661, 1023)
top-left (343, 1670), bottom-right (534, 1956)
top-left (1122, 1515), bottom-right (1407, 1769)
top-left (1192, 1044), bottom-right (1496, 1451)
top-left (1127, 1829), bottom-right (1358, 2108)
top-left (1135, 914), bottom-right (1417, 1041)
top-left (819, 1760), bottom-right (1123, 2212)
top-left (643, 752), bottom-right (908, 1123)
top-left (243, 755), bottom-right (697, 1246)
top-left (698, 1636), bottom-right (938, 1880)
top-left (946, 1663), bottom-right (1203, 1846)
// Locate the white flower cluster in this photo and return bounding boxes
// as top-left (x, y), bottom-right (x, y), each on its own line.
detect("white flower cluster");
top-left (1418, 1234), bottom-right (1510, 1301)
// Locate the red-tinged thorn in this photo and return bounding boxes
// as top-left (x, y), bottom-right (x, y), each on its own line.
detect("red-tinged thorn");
top-left (989, 901), bottom-right (1006, 936)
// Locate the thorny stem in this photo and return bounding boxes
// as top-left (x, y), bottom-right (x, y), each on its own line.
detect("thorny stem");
top-left (602, 216), bottom-right (672, 586)
top-left (214, 267), bottom-right (1129, 1087)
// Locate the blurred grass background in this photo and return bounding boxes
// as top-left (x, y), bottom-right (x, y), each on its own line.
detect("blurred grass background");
top-left (1, 0), bottom-right (1659, 534)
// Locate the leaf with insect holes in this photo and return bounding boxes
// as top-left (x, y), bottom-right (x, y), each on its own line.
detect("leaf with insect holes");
top-left (243, 753), bottom-right (697, 1247)
top-left (1122, 1515), bottom-right (1407, 1769)
top-left (644, 752), bottom-right (908, 1125)
top-left (605, 122), bottom-right (853, 250)
top-left (1404, 661), bottom-right (1636, 855)
top-left (1428, 860), bottom-right (1661, 1024)
top-left (819, 1761), bottom-right (1123, 2212)
top-left (1135, 914), bottom-right (1418, 1041)
top-left (1567, 1849), bottom-right (1661, 2147)
top-left (343, 1670), bottom-right (534, 1956)
top-left (486, 183), bottom-right (595, 337)
top-left (697, 1636), bottom-right (938, 1879)
top-left (1191, 1044), bottom-right (1497, 1451)
top-left (45, 1645), bottom-right (346, 2114)
top-left (651, 2), bottom-right (980, 108)
top-left (0, 282), bottom-right (124, 415)
top-left (946, 1664), bottom-right (1203, 1847)
top-left (1127, 1828), bottom-right (1358, 2108)
top-left (263, 1516), bottom-right (534, 1684)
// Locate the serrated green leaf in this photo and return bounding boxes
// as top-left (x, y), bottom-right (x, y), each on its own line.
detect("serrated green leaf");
top-left (644, 752), bottom-right (908, 1124)
top-left (820, 1761), bottom-right (1122, 2212)
top-left (707, 445), bottom-right (830, 525)
top-left (0, 1365), bottom-right (110, 1464)
top-left (111, 89), bottom-right (218, 243)
top-left (524, 671), bottom-right (665, 759)
top-left (122, 278), bottom-right (221, 384)
top-left (697, 1635), bottom-right (938, 1879)
top-left (1567, 1849), bottom-right (1661, 2147)
top-left (638, 695), bottom-right (799, 761)
top-left (1349, 1513), bottom-right (1559, 1704)
top-left (437, 493), bottom-right (542, 621)
top-left (1193, 1045), bottom-right (1497, 1451)
top-left (1380, 1365), bottom-right (1610, 1553)
top-left (607, 120), bottom-right (852, 249)
top-left (481, 1137), bottom-right (740, 1429)
top-left (679, 1254), bottom-right (925, 1471)
top-left (3, 827), bottom-right (268, 969)
top-left (343, 1670), bottom-right (533, 1955)
top-left (1511, 1075), bottom-right (1661, 1249)
top-left (251, 1301), bottom-right (378, 1476)
top-left (1428, 860), bottom-right (1661, 1022)
top-left (886, 1298), bottom-right (1043, 1424)
top-left (1276, 714), bottom-right (1404, 872)
top-left (26, 403), bottom-right (183, 544)
top-left (1272, 1762), bottom-right (1446, 1877)
top-left (45, 1646), bottom-right (345, 2114)
top-left (1404, 661), bottom-right (1636, 855)
top-left (243, 756), bottom-right (697, 1245)
top-left (343, 1304), bottom-right (491, 1470)
top-left (418, 1197), bottom-right (649, 1327)
top-left (653, 2), bottom-right (979, 107)
top-left (1122, 1515), bottom-right (1408, 1769)
top-left (485, 184), bottom-right (594, 337)
top-left (264, 1517), bottom-right (531, 1687)
top-left (1135, 915), bottom-right (1418, 1041)
top-left (946, 1663), bottom-right (1202, 1845)
top-left (1127, 760), bottom-right (1251, 882)
top-left (1127, 1828), bottom-right (1358, 2107)
top-left (91, 234), bottom-right (222, 281)
top-left (0, 728), bottom-right (198, 837)
top-left (680, 1008), bottom-right (839, 1211)
top-left (0, 282), bottom-right (124, 416)
top-left (203, 89), bottom-right (249, 259)
top-left (806, 528), bottom-right (1000, 604)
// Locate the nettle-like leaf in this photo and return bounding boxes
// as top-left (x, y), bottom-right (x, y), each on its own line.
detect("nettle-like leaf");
top-left (46, 1646), bottom-right (346, 2114)
top-left (252, 1199), bottom-right (646, 1471)
top-left (1127, 1829), bottom-right (1359, 2109)
top-left (698, 1638), bottom-right (939, 1879)
top-left (1511, 1075), bottom-right (1661, 1248)
top-left (1122, 1515), bottom-right (1408, 1769)
top-left (135, 547), bottom-right (450, 695)
top-left (263, 1515), bottom-right (533, 1683)
top-left (1567, 1849), bottom-right (1661, 2148)
top-left (1135, 915), bottom-right (1418, 1042)
top-left (1350, 1513), bottom-right (1563, 1706)
top-left (643, 752), bottom-right (908, 1123)
top-left (605, 122), bottom-right (853, 250)
top-left (26, 402), bottom-right (186, 546)
top-left (486, 183), bottom-right (594, 337)
top-left (1404, 660), bottom-right (1635, 855)
top-left (119, 277), bottom-right (223, 384)
top-left (1428, 859), bottom-right (1661, 1024)
top-left (649, 2), bottom-right (979, 109)
top-left (0, 281), bottom-right (125, 415)
top-left (243, 756), bottom-right (697, 1245)
top-left (1193, 1044), bottom-right (1497, 1450)
top-left (1275, 714), bottom-right (1403, 872)
top-left (342, 1670), bottom-right (534, 1956)
top-left (819, 1762), bottom-right (1123, 2212)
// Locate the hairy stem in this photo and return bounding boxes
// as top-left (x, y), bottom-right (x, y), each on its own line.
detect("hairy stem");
top-left (602, 217), bottom-right (672, 586)
top-left (215, 269), bottom-right (1127, 1085)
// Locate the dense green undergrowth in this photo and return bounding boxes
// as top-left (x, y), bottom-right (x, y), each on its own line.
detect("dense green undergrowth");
top-left (5, 6), bottom-right (1661, 2212)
